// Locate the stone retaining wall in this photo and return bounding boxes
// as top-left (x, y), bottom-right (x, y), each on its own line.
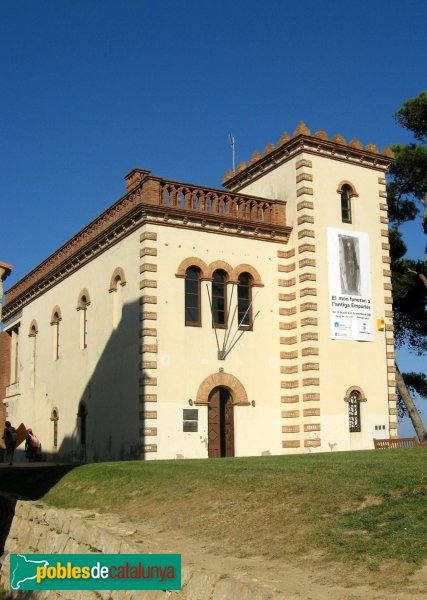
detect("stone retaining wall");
top-left (0, 498), bottom-right (283, 599)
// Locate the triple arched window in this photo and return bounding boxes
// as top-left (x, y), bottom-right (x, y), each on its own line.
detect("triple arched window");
top-left (183, 264), bottom-right (255, 329)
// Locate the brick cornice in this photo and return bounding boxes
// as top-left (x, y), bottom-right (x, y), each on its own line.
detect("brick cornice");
top-left (4, 174), bottom-right (291, 321)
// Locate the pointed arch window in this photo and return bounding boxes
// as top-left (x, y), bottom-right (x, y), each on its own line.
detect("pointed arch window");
top-left (212, 269), bottom-right (227, 328)
top-left (237, 272), bottom-right (253, 329)
top-left (185, 266), bottom-right (202, 326)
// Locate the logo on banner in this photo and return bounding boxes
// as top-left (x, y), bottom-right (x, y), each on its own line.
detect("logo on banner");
top-left (10, 554), bottom-right (181, 591)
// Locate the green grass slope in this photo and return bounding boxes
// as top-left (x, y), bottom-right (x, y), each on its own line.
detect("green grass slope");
top-left (2, 450), bottom-right (426, 575)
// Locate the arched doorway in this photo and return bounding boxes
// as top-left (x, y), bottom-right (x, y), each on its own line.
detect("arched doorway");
top-left (208, 386), bottom-right (234, 458)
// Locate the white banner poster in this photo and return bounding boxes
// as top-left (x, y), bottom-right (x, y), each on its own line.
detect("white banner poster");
top-left (327, 228), bottom-right (373, 341)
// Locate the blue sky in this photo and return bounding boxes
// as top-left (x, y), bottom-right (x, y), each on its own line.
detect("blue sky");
top-left (1, 0), bottom-right (426, 432)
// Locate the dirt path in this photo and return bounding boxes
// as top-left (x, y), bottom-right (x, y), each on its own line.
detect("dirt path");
top-left (92, 511), bottom-right (427, 600)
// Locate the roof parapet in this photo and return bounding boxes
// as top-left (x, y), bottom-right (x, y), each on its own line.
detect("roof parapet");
top-left (222, 122), bottom-right (395, 189)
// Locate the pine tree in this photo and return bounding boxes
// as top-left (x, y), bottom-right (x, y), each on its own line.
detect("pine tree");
top-left (387, 91), bottom-right (427, 442)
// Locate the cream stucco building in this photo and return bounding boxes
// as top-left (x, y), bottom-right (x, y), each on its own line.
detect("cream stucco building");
top-left (0, 123), bottom-right (397, 461)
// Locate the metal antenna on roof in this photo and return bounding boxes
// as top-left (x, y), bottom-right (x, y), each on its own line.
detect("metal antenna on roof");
top-left (229, 133), bottom-right (236, 173)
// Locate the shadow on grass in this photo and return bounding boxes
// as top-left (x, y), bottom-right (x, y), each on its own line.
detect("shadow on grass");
top-left (0, 465), bottom-right (77, 556)
top-left (0, 465), bottom-right (77, 501)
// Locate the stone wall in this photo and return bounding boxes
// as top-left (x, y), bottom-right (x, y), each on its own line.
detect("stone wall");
top-left (0, 498), bottom-right (282, 599)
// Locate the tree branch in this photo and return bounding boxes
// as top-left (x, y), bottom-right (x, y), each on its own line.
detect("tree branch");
top-left (395, 362), bottom-right (427, 443)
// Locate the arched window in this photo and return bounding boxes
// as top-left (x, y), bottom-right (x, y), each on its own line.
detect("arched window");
top-left (28, 320), bottom-right (38, 337)
top-left (348, 390), bottom-right (361, 432)
top-left (77, 290), bottom-right (91, 349)
top-left (212, 269), bottom-right (227, 328)
top-left (50, 408), bottom-right (59, 448)
top-left (50, 307), bottom-right (62, 360)
top-left (237, 272), bottom-right (253, 329)
top-left (109, 268), bottom-right (126, 328)
top-left (109, 267), bottom-right (127, 292)
top-left (185, 266), bottom-right (202, 326)
top-left (28, 320), bottom-right (38, 388)
top-left (341, 184), bottom-right (352, 223)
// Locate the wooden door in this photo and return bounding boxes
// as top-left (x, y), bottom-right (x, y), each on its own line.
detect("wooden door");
top-left (208, 387), bottom-right (234, 458)
top-left (208, 388), bottom-right (221, 458)
top-left (224, 394), bottom-right (234, 457)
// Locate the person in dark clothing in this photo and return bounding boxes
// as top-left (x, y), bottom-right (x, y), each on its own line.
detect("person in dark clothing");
top-left (2, 421), bottom-right (17, 466)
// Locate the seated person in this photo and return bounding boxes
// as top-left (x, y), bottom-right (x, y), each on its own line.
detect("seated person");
top-left (25, 428), bottom-right (42, 462)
